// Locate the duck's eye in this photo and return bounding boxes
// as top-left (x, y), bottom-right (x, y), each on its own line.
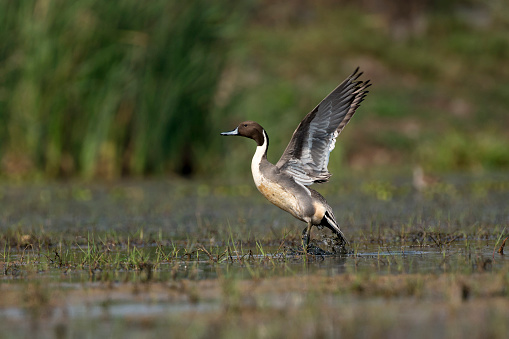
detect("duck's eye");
top-left (243, 124), bottom-right (248, 127)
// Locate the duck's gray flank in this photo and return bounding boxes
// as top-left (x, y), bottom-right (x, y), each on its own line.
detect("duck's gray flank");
top-left (221, 68), bottom-right (370, 250)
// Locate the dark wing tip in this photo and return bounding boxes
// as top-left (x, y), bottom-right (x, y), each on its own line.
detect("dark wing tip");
top-left (352, 71), bottom-right (363, 82)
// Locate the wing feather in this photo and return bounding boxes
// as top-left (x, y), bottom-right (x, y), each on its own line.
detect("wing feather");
top-left (276, 68), bottom-right (370, 185)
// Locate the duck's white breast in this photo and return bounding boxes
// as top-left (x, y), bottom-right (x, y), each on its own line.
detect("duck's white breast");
top-left (251, 142), bottom-right (303, 220)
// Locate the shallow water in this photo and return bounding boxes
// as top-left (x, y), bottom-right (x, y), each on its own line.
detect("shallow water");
top-left (1, 239), bottom-right (507, 297)
top-left (1, 174), bottom-right (509, 338)
top-left (1, 173), bottom-right (509, 238)
top-left (1, 241), bottom-right (509, 338)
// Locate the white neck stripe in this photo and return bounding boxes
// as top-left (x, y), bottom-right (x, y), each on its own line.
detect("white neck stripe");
top-left (251, 131), bottom-right (268, 186)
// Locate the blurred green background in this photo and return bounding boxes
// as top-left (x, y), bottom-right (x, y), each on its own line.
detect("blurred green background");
top-left (1, 0), bottom-right (508, 181)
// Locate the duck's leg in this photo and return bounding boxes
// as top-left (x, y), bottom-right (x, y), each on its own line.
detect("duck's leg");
top-left (301, 222), bottom-right (313, 248)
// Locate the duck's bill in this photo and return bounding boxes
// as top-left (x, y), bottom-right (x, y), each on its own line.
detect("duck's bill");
top-left (220, 127), bottom-right (239, 136)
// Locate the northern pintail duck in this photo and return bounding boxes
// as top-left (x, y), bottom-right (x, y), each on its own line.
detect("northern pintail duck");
top-left (221, 68), bottom-right (370, 248)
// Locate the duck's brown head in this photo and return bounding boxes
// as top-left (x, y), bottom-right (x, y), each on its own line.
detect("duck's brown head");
top-left (221, 121), bottom-right (266, 146)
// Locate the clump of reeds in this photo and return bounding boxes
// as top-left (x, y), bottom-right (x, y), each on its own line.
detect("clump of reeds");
top-left (0, 0), bottom-right (242, 179)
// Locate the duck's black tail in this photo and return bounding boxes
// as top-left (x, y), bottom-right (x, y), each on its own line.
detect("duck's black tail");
top-left (320, 210), bottom-right (349, 246)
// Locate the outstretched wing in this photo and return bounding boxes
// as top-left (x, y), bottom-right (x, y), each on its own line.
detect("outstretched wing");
top-left (276, 68), bottom-right (370, 186)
